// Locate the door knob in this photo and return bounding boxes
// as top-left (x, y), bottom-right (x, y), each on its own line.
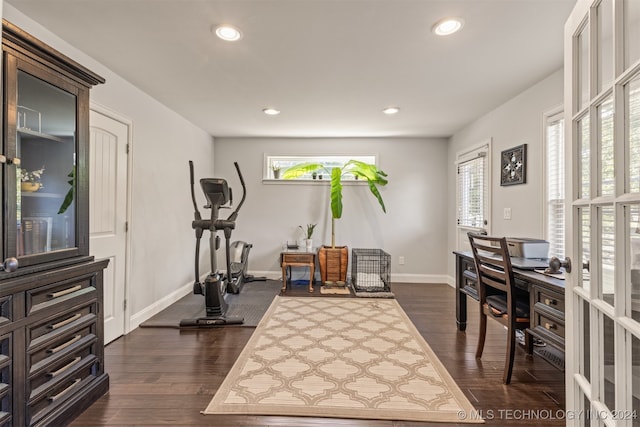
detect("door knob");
top-left (546, 256), bottom-right (572, 274)
top-left (0, 258), bottom-right (18, 273)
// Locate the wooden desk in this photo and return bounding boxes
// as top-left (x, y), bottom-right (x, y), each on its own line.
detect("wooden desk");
top-left (454, 250), bottom-right (566, 355)
top-left (281, 250), bottom-right (315, 293)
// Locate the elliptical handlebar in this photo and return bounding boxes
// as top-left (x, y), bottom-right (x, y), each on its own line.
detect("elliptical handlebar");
top-left (189, 160), bottom-right (202, 221)
top-left (227, 162), bottom-right (246, 222)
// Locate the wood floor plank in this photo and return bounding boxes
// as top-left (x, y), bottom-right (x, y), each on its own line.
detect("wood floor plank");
top-left (71, 283), bottom-right (565, 426)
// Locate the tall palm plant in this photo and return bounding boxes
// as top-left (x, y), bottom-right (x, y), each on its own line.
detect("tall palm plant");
top-left (282, 160), bottom-right (388, 247)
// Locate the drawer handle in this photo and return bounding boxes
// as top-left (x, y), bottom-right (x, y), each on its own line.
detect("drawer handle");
top-left (544, 322), bottom-right (558, 330)
top-left (47, 335), bottom-right (82, 354)
top-left (48, 313), bottom-right (82, 330)
top-left (48, 285), bottom-right (82, 299)
top-left (544, 298), bottom-right (558, 306)
top-left (48, 378), bottom-right (81, 402)
top-left (48, 357), bottom-right (81, 378)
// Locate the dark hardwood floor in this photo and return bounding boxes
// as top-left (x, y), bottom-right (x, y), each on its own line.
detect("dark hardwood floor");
top-left (71, 283), bottom-right (565, 426)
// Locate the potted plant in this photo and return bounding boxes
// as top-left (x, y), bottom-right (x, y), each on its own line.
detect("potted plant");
top-left (299, 223), bottom-right (317, 251)
top-left (283, 160), bottom-right (388, 285)
top-left (271, 163), bottom-right (281, 179)
top-left (20, 166), bottom-right (45, 192)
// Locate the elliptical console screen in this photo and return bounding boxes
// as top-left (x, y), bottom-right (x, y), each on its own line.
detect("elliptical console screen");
top-left (200, 178), bottom-right (229, 207)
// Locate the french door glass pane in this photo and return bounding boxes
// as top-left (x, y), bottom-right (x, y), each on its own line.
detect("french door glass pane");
top-left (624, 0), bottom-right (640, 68)
top-left (629, 205), bottom-right (640, 322)
top-left (582, 392), bottom-right (590, 427)
top-left (603, 314), bottom-right (615, 411)
top-left (578, 21), bottom-right (590, 110)
top-left (633, 334), bottom-right (640, 422)
top-left (582, 298), bottom-right (591, 382)
top-left (629, 74), bottom-right (640, 193)
top-left (598, 0), bottom-right (613, 92)
top-left (580, 115), bottom-right (591, 199)
top-left (580, 207), bottom-right (591, 292)
top-left (600, 205), bottom-right (615, 305)
top-left (599, 96), bottom-right (615, 196)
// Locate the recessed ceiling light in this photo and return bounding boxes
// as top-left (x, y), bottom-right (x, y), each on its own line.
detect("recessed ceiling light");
top-left (432, 18), bottom-right (464, 36)
top-left (214, 25), bottom-right (242, 41)
top-left (263, 107), bottom-right (280, 116)
top-left (383, 107), bottom-right (400, 115)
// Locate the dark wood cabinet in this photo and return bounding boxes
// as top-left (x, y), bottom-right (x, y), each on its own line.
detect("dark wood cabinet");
top-left (1, 20), bottom-right (108, 426)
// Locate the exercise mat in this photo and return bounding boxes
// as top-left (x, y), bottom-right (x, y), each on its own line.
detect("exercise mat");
top-left (140, 280), bottom-right (282, 328)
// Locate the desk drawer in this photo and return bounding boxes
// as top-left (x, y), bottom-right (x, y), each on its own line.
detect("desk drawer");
top-left (283, 254), bottom-right (313, 264)
top-left (534, 288), bottom-right (565, 314)
top-left (535, 312), bottom-right (565, 339)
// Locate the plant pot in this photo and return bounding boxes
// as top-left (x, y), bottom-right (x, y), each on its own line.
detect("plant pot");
top-left (21, 182), bottom-right (41, 192)
top-left (317, 245), bottom-right (348, 286)
top-left (273, 170), bottom-right (280, 179)
top-left (305, 239), bottom-right (313, 251)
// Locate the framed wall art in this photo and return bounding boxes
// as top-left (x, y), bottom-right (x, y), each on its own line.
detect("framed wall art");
top-left (500, 144), bottom-right (526, 186)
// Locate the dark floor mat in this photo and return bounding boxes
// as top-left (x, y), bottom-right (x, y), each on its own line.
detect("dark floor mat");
top-left (140, 280), bottom-right (282, 328)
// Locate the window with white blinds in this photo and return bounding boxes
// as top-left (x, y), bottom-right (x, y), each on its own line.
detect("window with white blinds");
top-left (545, 111), bottom-right (565, 258)
top-left (457, 145), bottom-right (489, 230)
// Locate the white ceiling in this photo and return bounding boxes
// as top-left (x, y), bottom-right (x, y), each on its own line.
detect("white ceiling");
top-left (6, 0), bottom-right (576, 138)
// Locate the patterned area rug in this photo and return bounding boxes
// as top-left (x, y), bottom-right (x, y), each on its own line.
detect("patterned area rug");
top-left (203, 296), bottom-right (482, 423)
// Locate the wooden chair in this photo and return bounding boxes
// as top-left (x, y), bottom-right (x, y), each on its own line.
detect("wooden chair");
top-left (467, 233), bottom-right (533, 384)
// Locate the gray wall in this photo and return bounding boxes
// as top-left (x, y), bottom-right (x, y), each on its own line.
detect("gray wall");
top-left (446, 69), bottom-right (564, 279)
top-left (214, 137), bottom-right (450, 283)
top-left (3, 5), bottom-right (216, 328)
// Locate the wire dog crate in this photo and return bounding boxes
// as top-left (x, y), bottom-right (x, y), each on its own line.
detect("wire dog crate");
top-left (351, 248), bottom-right (391, 292)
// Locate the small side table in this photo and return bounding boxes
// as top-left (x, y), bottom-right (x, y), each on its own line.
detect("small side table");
top-left (280, 250), bottom-right (315, 293)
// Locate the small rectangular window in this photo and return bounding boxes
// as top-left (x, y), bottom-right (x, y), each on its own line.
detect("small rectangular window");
top-left (265, 155), bottom-right (377, 180)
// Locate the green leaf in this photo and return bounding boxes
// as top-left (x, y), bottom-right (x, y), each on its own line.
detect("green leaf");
top-left (57, 189), bottom-right (74, 214)
top-left (330, 167), bottom-right (343, 219)
top-left (282, 163), bottom-right (325, 179)
top-left (57, 168), bottom-right (75, 214)
top-left (367, 180), bottom-right (386, 213)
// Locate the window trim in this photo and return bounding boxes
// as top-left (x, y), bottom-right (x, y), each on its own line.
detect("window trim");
top-left (455, 140), bottom-right (491, 234)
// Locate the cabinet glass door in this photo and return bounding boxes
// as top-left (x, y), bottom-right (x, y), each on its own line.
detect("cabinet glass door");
top-left (16, 70), bottom-right (77, 259)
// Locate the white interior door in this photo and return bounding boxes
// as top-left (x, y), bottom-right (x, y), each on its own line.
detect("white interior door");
top-left (565, 1), bottom-right (640, 425)
top-left (89, 106), bottom-right (131, 344)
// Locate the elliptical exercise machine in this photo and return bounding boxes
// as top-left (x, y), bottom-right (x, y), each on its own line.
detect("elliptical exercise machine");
top-left (179, 161), bottom-right (246, 327)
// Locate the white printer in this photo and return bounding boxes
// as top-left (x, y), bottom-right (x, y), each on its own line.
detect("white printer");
top-left (506, 238), bottom-right (549, 259)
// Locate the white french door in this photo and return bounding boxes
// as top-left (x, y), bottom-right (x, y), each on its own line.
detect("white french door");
top-left (565, 1), bottom-right (640, 426)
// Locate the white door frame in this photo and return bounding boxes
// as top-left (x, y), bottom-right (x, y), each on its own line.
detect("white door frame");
top-left (90, 101), bottom-right (134, 337)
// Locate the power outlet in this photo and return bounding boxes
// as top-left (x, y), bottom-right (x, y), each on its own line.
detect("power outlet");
top-left (503, 207), bottom-right (512, 220)
top-left (398, 256), bottom-right (405, 265)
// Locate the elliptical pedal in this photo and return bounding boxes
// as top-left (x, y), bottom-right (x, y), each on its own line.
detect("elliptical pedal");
top-left (179, 316), bottom-right (244, 328)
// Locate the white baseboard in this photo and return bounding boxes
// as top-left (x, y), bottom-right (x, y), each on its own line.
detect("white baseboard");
top-left (446, 275), bottom-right (455, 288)
top-left (390, 273), bottom-right (450, 284)
top-left (129, 281), bottom-right (192, 331)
